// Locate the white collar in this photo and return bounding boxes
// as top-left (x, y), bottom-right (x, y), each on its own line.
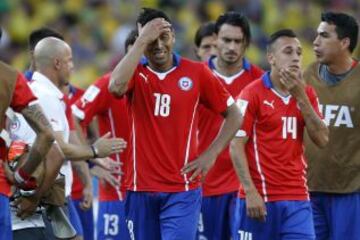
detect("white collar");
top-left (32, 71), bottom-right (64, 99)
top-left (213, 69), bottom-right (245, 85)
top-left (146, 66), bottom-right (177, 80)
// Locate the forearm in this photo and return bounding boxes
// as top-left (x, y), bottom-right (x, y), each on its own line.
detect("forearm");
top-left (230, 138), bottom-right (256, 193)
top-left (34, 144), bottom-right (64, 198)
top-left (21, 135), bottom-right (51, 174)
top-left (296, 94), bottom-right (329, 147)
top-left (109, 39), bottom-right (147, 96)
top-left (61, 142), bottom-right (94, 161)
top-left (72, 161), bottom-right (92, 189)
top-left (206, 104), bottom-right (242, 156)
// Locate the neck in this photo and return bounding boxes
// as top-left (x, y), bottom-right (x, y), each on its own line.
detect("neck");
top-left (148, 56), bottom-right (174, 73)
top-left (326, 54), bottom-right (353, 75)
top-left (215, 57), bottom-right (243, 76)
top-left (270, 71), bottom-right (289, 96)
top-left (37, 69), bottom-right (61, 88)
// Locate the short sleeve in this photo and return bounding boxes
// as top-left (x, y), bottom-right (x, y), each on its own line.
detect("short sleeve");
top-left (199, 64), bottom-right (233, 114)
top-left (72, 75), bottom-right (111, 127)
top-left (235, 85), bottom-right (257, 137)
top-left (10, 73), bottom-right (37, 112)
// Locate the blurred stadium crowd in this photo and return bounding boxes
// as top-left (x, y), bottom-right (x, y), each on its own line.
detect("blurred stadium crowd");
top-left (0, 0), bottom-right (359, 88)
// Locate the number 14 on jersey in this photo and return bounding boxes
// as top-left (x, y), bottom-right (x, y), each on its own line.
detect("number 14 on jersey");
top-left (282, 117), bottom-right (297, 139)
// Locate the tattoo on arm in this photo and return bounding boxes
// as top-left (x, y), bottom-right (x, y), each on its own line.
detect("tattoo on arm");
top-left (20, 104), bottom-right (54, 174)
top-left (21, 104), bottom-right (52, 133)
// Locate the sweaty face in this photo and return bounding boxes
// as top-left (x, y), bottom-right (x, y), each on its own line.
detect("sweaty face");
top-left (313, 22), bottom-right (345, 65)
top-left (144, 30), bottom-right (175, 71)
top-left (268, 37), bottom-right (302, 75)
top-left (196, 35), bottom-right (217, 61)
top-left (58, 46), bottom-right (74, 86)
top-left (217, 24), bottom-right (246, 65)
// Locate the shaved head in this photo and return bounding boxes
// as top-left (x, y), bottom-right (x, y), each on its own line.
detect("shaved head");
top-left (34, 37), bottom-right (71, 69)
top-left (33, 37), bottom-right (73, 87)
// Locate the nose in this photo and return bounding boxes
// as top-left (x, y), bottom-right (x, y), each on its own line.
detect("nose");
top-left (153, 38), bottom-right (162, 48)
top-left (313, 35), bottom-right (320, 47)
top-left (228, 41), bottom-right (236, 50)
top-left (210, 45), bottom-right (217, 56)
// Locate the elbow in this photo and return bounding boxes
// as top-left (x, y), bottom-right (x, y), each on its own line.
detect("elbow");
top-left (109, 76), bottom-right (126, 97)
top-left (313, 128), bottom-right (329, 148)
top-left (315, 134), bottom-right (329, 149)
top-left (41, 127), bottom-right (55, 144)
top-left (227, 103), bottom-right (243, 130)
top-left (229, 139), bottom-right (240, 163)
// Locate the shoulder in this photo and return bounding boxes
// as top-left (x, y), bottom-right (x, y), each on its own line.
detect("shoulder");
top-left (249, 64), bottom-right (265, 77)
top-left (179, 57), bottom-right (207, 70)
top-left (93, 72), bottom-right (111, 87)
top-left (303, 62), bottom-right (320, 84)
top-left (243, 78), bottom-right (263, 92)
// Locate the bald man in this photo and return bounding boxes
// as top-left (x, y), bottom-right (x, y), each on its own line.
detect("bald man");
top-left (10, 37), bottom-right (126, 240)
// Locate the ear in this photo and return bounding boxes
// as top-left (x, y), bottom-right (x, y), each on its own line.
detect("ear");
top-left (267, 51), bottom-right (275, 66)
top-left (194, 47), bottom-right (200, 59)
top-left (171, 31), bottom-right (175, 44)
top-left (340, 37), bottom-right (350, 51)
top-left (54, 58), bottom-right (61, 70)
top-left (137, 23), bottom-right (142, 33)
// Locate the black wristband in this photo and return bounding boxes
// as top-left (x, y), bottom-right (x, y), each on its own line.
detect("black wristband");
top-left (90, 145), bottom-right (99, 158)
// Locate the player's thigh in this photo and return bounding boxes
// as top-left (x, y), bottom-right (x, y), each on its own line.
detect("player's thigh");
top-left (197, 192), bottom-right (235, 240)
top-left (330, 192), bottom-right (360, 240)
top-left (310, 193), bottom-right (329, 240)
top-left (0, 195), bottom-right (11, 240)
top-left (73, 199), bottom-right (94, 240)
top-left (97, 200), bottom-right (130, 240)
top-left (125, 191), bottom-right (161, 240)
top-left (232, 199), bottom-right (279, 240)
top-left (281, 201), bottom-right (315, 240)
top-left (160, 188), bottom-right (202, 240)
top-left (68, 198), bottom-right (84, 238)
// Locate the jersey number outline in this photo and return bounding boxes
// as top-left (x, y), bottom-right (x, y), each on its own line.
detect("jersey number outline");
top-left (281, 117), bottom-right (297, 139)
top-left (103, 214), bottom-right (119, 236)
top-left (154, 93), bottom-right (171, 117)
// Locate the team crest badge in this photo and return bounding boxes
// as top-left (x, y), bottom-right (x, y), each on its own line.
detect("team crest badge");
top-left (10, 116), bottom-right (20, 131)
top-left (178, 77), bottom-right (193, 91)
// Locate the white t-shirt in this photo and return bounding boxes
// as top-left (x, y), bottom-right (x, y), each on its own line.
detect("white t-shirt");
top-left (9, 71), bottom-right (72, 230)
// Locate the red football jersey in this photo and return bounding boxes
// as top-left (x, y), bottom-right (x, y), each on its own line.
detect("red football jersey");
top-left (237, 72), bottom-right (322, 202)
top-left (0, 73), bottom-right (37, 196)
top-left (125, 55), bottom-right (233, 192)
top-left (72, 73), bottom-right (129, 201)
top-left (199, 57), bottom-right (264, 196)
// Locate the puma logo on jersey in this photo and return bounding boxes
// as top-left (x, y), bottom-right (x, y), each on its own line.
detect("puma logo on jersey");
top-left (320, 104), bottom-right (354, 128)
top-left (263, 100), bottom-right (275, 109)
top-left (139, 73), bottom-right (148, 83)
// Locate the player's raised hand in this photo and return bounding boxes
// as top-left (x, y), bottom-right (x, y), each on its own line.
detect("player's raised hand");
top-left (245, 188), bottom-right (267, 222)
top-left (91, 166), bottom-right (121, 188)
top-left (279, 67), bottom-right (305, 98)
top-left (137, 18), bottom-right (172, 45)
top-left (93, 132), bottom-right (127, 158)
top-left (181, 150), bottom-right (217, 182)
top-left (91, 157), bottom-right (122, 171)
